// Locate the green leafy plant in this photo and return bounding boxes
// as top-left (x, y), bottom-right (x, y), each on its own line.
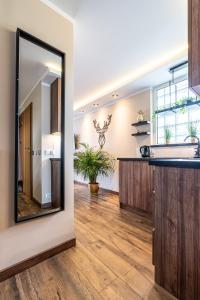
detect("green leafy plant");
top-left (164, 127), bottom-right (172, 143)
top-left (152, 112), bottom-right (156, 120)
top-left (74, 143), bottom-right (115, 183)
top-left (188, 121), bottom-right (198, 137)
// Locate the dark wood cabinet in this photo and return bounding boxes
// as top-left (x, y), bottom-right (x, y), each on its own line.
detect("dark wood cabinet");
top-left (188, 0), bottom-right (200, 95)
top-left (153, 166), bottom-right (200, 299)
top-left (51, 78), bottom-right (61, 134)
top-left (50, 158), bottom-right (61, 208)
top-left (119, 160), bottom-right (153, 216)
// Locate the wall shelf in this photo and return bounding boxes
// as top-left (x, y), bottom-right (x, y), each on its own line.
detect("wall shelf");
top-left (155, 99), bottom-right (200, 115)
top-left (131, 121), bottom-right (150, 127)
top-left (132, 132), bottom-right (151, 136)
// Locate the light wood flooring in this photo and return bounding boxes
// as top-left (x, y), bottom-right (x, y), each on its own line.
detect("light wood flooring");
top-left (0, 183), bottom-right (173, 300)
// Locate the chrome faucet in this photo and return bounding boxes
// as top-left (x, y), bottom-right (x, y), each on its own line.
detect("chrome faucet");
top-left (184, 135), bottom-right (200, 158)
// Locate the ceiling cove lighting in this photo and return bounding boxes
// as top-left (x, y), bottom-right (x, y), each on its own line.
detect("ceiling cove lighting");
top-left (74, 44), bottom-right (188, 111)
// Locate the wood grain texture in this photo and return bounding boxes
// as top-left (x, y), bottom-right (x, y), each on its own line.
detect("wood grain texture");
top-left (50, 78), bottom-right (61, 134)
top-left (188, 0), bottom-right (200, 95)
top-left (119, 160), bottom-right (153, 216)
top-left (154, 166), bottom-right (200, 299)
top-left (0, 183), bottom-right (174, 300)
top-left (0, 239), bottom-right (76, 283)
top-left (51, 158), bottom-right (61, 208)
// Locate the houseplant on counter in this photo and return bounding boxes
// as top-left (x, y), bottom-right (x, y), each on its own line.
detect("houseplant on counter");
top-left (164, 127), bottom-right (172, 144)
top-left (74, 143), bottom-right (115, 194)
top-left (188, 121), bottom-right (199, 143)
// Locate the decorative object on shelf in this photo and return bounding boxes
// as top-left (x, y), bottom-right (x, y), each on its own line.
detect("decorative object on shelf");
top-left (188, 121), bottom-right (199, 143)
top-left (137, 110), bottom-right (145, 122)
top-left (93, 114), bottom-right (112, 149)
top-left (74, 143), bottom-right (115, 194)
top-left (164, 127), bottom-right (172, 144)
top-left (74, 134), bottom-right (80, 150)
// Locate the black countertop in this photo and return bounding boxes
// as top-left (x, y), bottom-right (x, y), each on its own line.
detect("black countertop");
top-left (117, 157), bottom-right (151, 161)
top-left (118, 157), bottom-right (200, 168)
top-left (149, 158), bottom-right (200, 169)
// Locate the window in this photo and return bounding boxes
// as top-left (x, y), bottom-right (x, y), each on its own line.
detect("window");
top-left (153, 76), bottom-right (200, 145)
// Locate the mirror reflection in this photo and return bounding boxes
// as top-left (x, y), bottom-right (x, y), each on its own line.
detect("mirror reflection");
top-left (17, 33), bottom-right (64, 222)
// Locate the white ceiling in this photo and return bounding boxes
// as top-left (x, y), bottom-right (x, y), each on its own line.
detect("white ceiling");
top-left (48, 0), bottom-right (188, 112)
top-left (46, 0), bottom-right (80, 18)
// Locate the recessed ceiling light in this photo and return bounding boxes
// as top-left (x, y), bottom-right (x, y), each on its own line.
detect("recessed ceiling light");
top-left (93, 103), bottom-right (99, 107)
top-left (79, 109), bottom-right (85, 113)
top-left (112, 93), bottom-right (119, 99)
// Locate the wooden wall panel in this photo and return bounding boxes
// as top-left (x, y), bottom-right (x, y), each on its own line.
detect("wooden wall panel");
top-left (119, 160), bottom-right (153, 216)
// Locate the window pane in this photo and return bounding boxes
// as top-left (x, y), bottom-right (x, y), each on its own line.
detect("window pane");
top-left (154, 74), bottom-right (200, 144)
top-left (165, 114), bottom-right (175, 126)
top-left (157, 95), bottom-right (164, 109)
top-left (176, 111), bottom-right (188, 124)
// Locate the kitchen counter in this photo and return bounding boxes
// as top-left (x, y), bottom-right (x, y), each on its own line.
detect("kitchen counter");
top-left (118, 157), bottom-right (200, 168)
top-left (149, 158), bottom-right (200, 168)
top-left (117, 157), bottom-right (151, 161)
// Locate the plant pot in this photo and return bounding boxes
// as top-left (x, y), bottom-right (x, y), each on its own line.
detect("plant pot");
top-left (89, 183), bottom-right (99, 194)
top-left (191, 137), bottom-right (196, 143)
top-left (166, 139), bottom-right (171, 145)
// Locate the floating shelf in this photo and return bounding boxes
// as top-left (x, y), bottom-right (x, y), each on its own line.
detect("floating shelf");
top-left (132, 132), bottom-right (151, 136)
top-left (155, 99), bottom-right (200, 115)
top-left (131, 121), bottom-right (150, 127)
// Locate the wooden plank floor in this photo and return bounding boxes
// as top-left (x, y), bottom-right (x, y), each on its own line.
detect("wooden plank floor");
top-left (0, 183), bottom-right (173, 300)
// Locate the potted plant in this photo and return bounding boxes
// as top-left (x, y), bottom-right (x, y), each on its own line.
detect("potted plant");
top-left (164, 127), bottom-right (172, 144)
top-left (188, 122), bottom-right (198, 143)
top-left (74, 143), bottom-right (115, 194)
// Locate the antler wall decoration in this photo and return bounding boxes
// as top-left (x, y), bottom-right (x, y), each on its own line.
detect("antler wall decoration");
top-left (93, 114), bottom-right (112, 149)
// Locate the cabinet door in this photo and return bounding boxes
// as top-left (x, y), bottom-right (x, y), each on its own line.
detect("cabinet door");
top-left (51, 159), bottom-right (61, 208)
top-left (51, 78), bottom-right (61, 134)
top-left (188, 0), bottom-right (200, 95)
top-left (119, 161), bottom-right (152, 215)
top-left (154, 167), bottom-right (178, 297)
top-left (119, 160), bottom-right (128, 205)
top-left (154, 166), bottom-right (200, 299)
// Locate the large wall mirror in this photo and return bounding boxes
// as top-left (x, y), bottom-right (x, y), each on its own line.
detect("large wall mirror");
top-left (15, 29), bottom-right (65, 222)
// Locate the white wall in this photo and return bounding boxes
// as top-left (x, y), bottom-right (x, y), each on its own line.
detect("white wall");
top-left (74, 90), bottom-right (151, 192)
top-left (41, 83), bottom-right (61, 204)
top-left (31, 83), bottom-right (42, 202)
top-left (41, 83), bottom-right (52, 205)
top-left (0, 0), bottom-right (74, 271)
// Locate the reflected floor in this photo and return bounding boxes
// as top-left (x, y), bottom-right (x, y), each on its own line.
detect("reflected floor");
top-left (18, 193), bottom-right (51, 218)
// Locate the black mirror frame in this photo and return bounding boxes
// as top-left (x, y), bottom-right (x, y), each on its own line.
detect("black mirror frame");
top-left (15, 28), bottom-right (65, 223)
